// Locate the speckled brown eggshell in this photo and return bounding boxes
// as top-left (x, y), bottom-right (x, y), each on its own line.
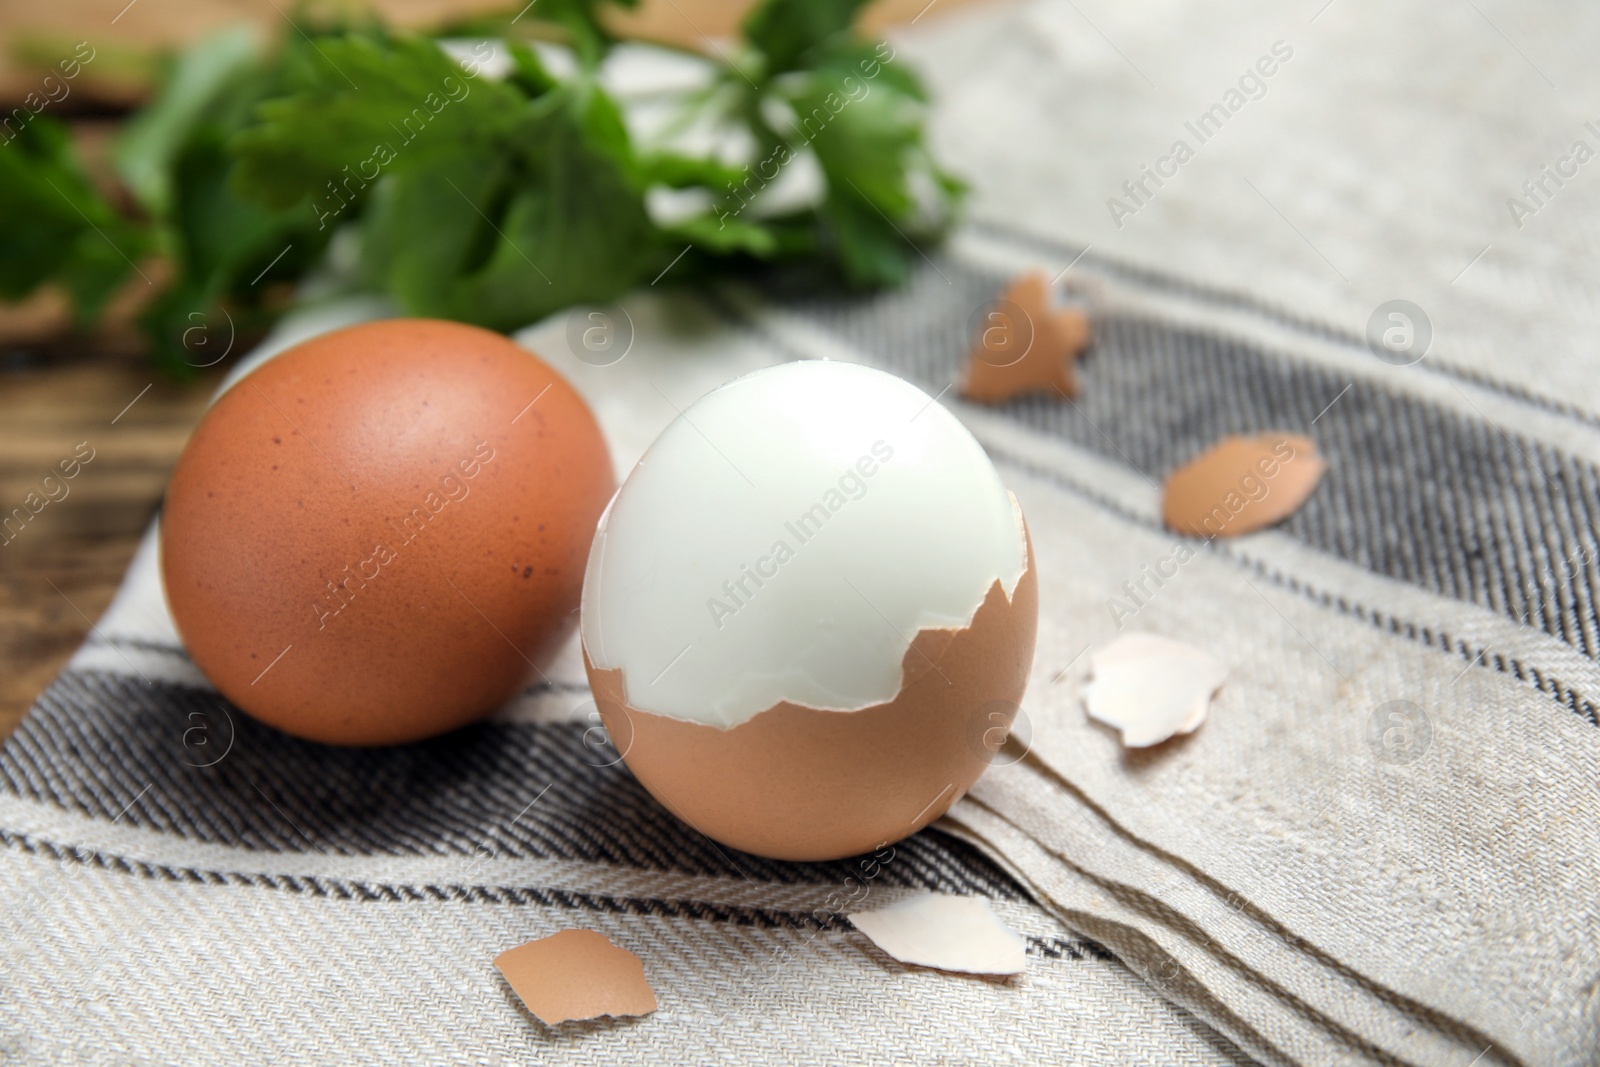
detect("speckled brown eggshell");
top-left (161, 319), bottom-right (613, 746)
top-left (584, 521), bottom-right (1038, 863)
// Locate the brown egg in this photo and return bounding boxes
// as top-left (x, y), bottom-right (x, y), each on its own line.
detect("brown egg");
top-left (161, 319), bottom-right (613, 745)
top-left (585, 527), bottom-right (1037, 863)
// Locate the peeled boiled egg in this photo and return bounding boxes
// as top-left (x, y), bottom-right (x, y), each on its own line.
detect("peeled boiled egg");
top-left (581, 360), bottom-right (1037, 861)
top-left (161, 319), bottom-right (613, 745)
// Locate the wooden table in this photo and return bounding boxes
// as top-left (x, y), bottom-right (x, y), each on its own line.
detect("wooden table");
top-left (0, 0), bottom-right (966, 101)
top-left (0, 346), bottom-right (222, 740)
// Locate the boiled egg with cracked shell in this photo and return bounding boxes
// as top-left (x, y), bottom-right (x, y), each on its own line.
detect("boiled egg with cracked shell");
top-left (581, 360), bottom-right (1038, 862)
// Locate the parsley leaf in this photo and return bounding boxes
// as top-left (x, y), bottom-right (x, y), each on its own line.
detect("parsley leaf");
top-left (114, 25), bottom-right (262, 217)
top-left (743, 0), bottom-right (872, 76)
top-left (0, 118), bottom-right (147, 323)
top-left (362, 80), bottom-right (657, 329)
top-left (231, 35), bottom-right (529, 212)
top-left (111, 28), bottom-right (337, 372)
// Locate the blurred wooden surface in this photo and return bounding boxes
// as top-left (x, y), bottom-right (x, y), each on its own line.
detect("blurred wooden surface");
top-left (0, 0), bottom-right (973, 742)
top-left (0, 0), bottom-right (972, 104)
top-left (0, 350), bottom-right (222, 741)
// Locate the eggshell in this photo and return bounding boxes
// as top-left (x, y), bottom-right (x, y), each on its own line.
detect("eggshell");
top-left (493, 929), bottom-right (657, 1026)
top-left (1162, 432), bottom-right (1324, 538)
top-left (849, 892), bottom-right (1027, 976)
top-left (960, 271), bottom-right (1092, 404)
top-left (1083, 632), bottom-right (1227, 748)
top-left (584, 523), bottom-right (1037, 862)
top-left (160, 319), bottom-right (613, 745)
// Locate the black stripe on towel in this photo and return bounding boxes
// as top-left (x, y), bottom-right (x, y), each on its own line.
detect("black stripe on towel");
top-left (0, 670), bottom-right (1025, 898)
top-left (3, 826), bottom-right (1116, 965)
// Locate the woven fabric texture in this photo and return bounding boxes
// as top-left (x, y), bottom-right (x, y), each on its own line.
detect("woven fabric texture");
top-left (8, 0), bottom-right (1600, 1063)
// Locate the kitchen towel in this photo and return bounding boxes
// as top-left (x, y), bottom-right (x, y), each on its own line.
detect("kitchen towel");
top-left (0, 283), bottom-right (1252, 1066)
top-left (7, 0), bottom-right (1600, 1063)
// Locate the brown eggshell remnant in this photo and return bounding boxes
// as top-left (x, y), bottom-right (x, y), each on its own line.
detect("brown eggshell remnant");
top-left (961, 271), bottom-right (1092, 404)
top-left (161, 319), bottom-right (614, 745)
top-left (585, 524), bottom-right (1038, 863)
top-left (494, 929), bottom-right (658, 1026)
top-left (1162, 433), bottom-right (1325, 539)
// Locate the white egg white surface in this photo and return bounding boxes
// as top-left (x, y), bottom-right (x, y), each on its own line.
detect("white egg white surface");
top-left (581, 360), bottom-right (1027, 728)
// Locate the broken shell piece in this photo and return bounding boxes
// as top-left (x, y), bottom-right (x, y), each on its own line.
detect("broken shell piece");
top-left (1084, 633), bottom-right (1226, 747)
top-left (494, 929), bottom-right (658, 1026)
top-left (1162, 433), bottom-right (1325, 539)
top-left (849, 892), bottom-right (1027, 975)
top-left (961, 271), bottom-right (1092, 404)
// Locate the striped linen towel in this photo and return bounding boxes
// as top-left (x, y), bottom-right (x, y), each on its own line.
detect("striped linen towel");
top-left (8, 0), bottom-right (1600, 1063)
top-left (2, 280), bottom-right (1254, 1066)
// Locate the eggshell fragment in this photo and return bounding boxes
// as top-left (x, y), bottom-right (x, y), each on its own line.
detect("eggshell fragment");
top-left (849, 892), bottom-right (1027, 976)
top-left (1162, 433), bottom-right (1324, 539)
top-left (961, 271), bottom-right (1091, 404)
top-left (494, 929), bottom-right (657, 1026)
top-left (586, 527), bottom-right (1037, 862)
top-left (1084, 633), bottom-right (1226, 747)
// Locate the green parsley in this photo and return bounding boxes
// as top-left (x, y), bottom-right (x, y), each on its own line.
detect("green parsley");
top-left (1, 0), bottom-right (962, 373)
